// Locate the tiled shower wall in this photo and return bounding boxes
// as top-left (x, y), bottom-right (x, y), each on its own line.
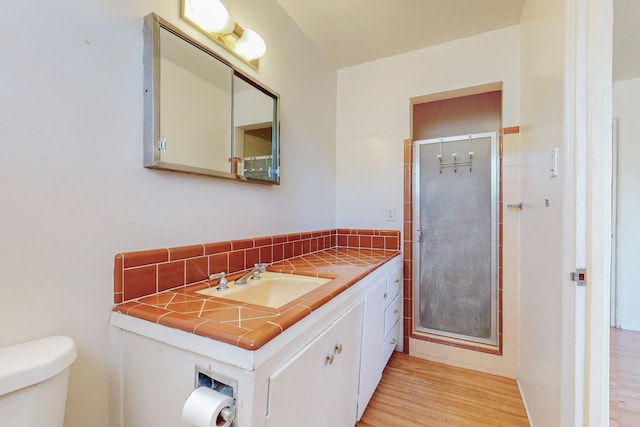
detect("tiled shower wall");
top-left (406, 128), bottom-right (521, 379)
top-left (114, 228), bottom-right (401, 304)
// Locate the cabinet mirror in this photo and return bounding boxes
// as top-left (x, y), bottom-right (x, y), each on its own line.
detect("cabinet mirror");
top-left (143, 13), bottom-right (280, 184)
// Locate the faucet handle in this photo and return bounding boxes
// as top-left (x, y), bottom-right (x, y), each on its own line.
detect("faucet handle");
top-left (209, 272), bottom-right (228, 290)
top-left (209, 272), bottom-right (227, 282)
top-left (250, 264), bottom-right (268, 281)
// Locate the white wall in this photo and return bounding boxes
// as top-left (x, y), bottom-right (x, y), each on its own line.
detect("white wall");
top-left (613, 77), bottom-right (640, 331)
top-left (518, 0), bottom-right (575, 425)
top-left (0, 1), bottom-right (336, 426)
top-left (336, 26), bottom-right (521, 230)
top-left (335, 25), bottom-right (522, 376)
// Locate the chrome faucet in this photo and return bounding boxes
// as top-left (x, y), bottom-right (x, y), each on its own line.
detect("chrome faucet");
top-left (235, 263), bottom-right (267, 285)
top-left (208, 272), bottom-right (228, 291)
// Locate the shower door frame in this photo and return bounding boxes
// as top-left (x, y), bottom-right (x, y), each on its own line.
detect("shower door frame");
top-left (412, 132), bottom-right (500, 348)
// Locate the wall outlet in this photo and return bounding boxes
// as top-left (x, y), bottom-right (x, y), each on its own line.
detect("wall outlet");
top-left (385, 208), bottom-right (396, 222)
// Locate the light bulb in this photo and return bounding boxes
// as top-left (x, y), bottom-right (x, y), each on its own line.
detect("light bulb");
top-left (234, 28), bottom-right (266, 60)
top-left (185, 0), bottom-right (234, 34)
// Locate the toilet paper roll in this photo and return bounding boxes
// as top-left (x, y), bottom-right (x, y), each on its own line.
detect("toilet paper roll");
top-left (182, 386), bottom-right (235, 427)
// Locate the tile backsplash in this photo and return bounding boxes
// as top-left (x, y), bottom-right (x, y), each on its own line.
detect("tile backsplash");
top-left (114, 228), bottom-right (401, 304)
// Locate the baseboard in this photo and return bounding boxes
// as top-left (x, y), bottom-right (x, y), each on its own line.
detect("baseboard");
top-left (517, 378), bottom-right (535, 427)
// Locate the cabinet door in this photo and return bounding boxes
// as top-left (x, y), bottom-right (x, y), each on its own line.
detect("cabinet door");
top-left (356, 278), bottom-right (387, 420)
top-left (267, 302), bottom-right (363, 427)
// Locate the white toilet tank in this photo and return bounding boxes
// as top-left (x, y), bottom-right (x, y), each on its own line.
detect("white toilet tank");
top-left (0, 336), bottom-right (77, 427)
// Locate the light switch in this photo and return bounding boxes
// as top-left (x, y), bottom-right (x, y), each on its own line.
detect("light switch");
top-left (551, 147), bottom-right (559, 177)
top-left (385, 208), bottom-right (396, 222)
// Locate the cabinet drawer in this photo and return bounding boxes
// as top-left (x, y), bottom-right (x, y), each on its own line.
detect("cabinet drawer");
top-left (384, 294), bottom-right (401, 337)
top-left (385, 266), bottom-right (402, 302)
top-left (383, 322), bottom-right (400, 365)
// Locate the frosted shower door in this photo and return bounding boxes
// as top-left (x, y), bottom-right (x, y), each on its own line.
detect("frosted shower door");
top-left (414, 133), bottom-right (498, 345)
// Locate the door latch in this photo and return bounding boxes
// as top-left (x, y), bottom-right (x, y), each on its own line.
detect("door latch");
top-left (157, 137), bottom-right (167, 153)
top-left (570, 268), bottom-right (586, 286)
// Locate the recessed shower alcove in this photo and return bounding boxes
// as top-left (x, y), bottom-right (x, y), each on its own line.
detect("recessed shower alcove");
top-left (407, 83), bottom-right (503, 352)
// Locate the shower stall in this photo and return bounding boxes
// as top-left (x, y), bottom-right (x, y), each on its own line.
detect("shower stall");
top-left (412, 132), bottom-right (499, 347)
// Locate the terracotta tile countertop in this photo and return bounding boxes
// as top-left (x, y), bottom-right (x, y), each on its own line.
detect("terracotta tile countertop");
top-left (113, 247), bottom-right (400, 351)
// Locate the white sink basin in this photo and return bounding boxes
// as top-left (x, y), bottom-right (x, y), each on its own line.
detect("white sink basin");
top-left (196, 272), bottom-right (331, 308)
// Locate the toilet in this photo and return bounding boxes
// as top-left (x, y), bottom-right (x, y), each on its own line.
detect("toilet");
top-left (0, 336), bottom-right (77, 427)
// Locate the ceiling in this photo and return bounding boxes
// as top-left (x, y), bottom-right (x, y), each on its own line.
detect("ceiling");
top-left (275, 0), bottom-right (525, 68)
top-left (276, 0), bottom-right (640, 80)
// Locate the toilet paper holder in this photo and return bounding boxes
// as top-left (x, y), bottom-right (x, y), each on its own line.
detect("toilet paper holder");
top-left (195, 367), bottom-right (236, 400)
top-left (183, 366), bottom-right (237, 427)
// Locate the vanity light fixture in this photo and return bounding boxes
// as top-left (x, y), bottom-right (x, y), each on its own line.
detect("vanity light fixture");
top-left (181, 0), bottom-right (266, 68)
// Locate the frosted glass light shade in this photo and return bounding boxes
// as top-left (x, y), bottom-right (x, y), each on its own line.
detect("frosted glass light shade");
top-left (234, 29), bottom-right (266, 60)
top-left (185, 0), bottom-right (234, 34)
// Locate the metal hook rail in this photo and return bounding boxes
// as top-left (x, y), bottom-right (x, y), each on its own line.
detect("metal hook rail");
top-left (438, 152), bottom-right (473, 173)
top-left (438, 137), bottom-right (474, 173)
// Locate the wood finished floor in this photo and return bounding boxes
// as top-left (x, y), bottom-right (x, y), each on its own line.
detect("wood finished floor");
top-left (356, 352), bottom-right (529, 427)
top-left (610, 327), bottom-right (640, 426)
top-left (357, 330), bottom-right (640, 426)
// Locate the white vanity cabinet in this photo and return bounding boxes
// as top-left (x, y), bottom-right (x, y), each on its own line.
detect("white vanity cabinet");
top-left (356, 261), bottom-right (403, 420)
top-left (109, 254), bottom-right (402, 427)
top-left (266, 302), bottom-right (362, 427)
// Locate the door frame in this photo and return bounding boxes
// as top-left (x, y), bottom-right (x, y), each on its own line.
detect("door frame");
top-left (610, 119), bottom-right (618, 327)
top-left (570, 0), bottom-right (612, 424)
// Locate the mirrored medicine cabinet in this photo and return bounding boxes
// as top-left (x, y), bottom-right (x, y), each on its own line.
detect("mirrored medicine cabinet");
top-left (143, 13), bottom-right (280, 184)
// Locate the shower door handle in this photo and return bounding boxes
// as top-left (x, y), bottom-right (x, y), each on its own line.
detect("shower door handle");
top-left (416, 229), bottom-right (422, 243)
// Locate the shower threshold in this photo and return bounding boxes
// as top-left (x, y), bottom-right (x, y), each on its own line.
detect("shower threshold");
top-left (412, 327), bottom-right (500, 352)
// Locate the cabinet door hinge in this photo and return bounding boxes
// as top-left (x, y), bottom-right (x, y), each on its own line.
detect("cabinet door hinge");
top-left (570, 268), bottom-right (586, 287)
